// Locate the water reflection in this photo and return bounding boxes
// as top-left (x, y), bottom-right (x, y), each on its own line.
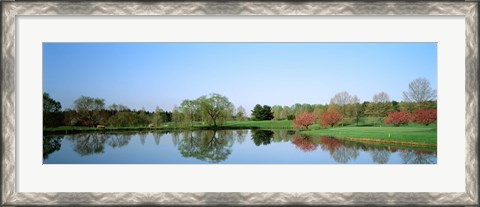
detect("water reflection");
top-left (43, 136), bottom-right (63, 159)
top-left (251, 130), bottom-right (274, 146)
top-left (177, 130), bottom-right (234, 163)
top-left (44, 129), bottom-right (437, 164)
top-left (292, 135), bottom-right (318, 152)
top-left (398, 150), bottom-right (436, 164)
top-left (235, 129), bottom-right (247, 144)
top-left (369, 149), bottom-right (392, 164)
top-left (66, 133), bottom-right (109, 156)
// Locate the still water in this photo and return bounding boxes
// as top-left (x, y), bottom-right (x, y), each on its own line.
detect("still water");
top-left (43, 129), bottom-right (436, 164)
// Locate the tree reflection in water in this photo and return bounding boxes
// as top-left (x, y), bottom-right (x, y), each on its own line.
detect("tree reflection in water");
top-left (291, 134), bottom-right (318, 152)
top-left (45, 130), bottom-right (436, 164)
top-left (272, 129), bottom-right (292, 143)
top-left (66, 133), bottom-right (110, 156)
top-left (153, 132), bottom-right (162, 145)
top-left (43, 136), bottom-right (63, 159)
top-left (107, 134), bottom-right (132, 148)
top-left (235, 129), bottom-right (247, 144)
top-left (319, 137), bottom-right (343, 154)
top-left (318, 137), bottom-right (359, 164)
top-left (139, 132), bottom-right (147, 145)
top-left (398, 149), bottom-right (436, 164)
top-left (251, 130), bottom-right (274, 146)
top-left (66, 133), bottom-right (133, 156)
top-left (369, 148), bottom-right (392, 164)
top-left (177, 130), bottom-right (234, 163)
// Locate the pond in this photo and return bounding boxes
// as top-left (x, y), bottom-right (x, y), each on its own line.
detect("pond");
top-left (43, 129), bottom-right (437, 164)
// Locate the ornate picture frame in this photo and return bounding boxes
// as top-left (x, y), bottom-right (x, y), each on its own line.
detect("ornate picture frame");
top-left (1, 1), bottom-right (478, 206)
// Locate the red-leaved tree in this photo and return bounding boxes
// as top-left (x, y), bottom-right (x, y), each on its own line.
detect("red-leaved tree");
top-left (384, 111), bottom-right (410, 126)
top-left (293, 112), bottom-right (317, 129)
top-left (320, 107), bottom-right (343, 127)
top-left (411, 109), bottom-right (437, 125)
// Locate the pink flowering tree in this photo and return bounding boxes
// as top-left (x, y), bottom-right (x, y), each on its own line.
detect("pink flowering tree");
top-left (293, 112), bottom-right (317, 129)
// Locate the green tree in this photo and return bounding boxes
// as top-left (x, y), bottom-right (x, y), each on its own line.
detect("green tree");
top-left (365, 92), bottom-right (393, 125)
top-left (137, 108), bottom-right (150, 127)
top-left (198, 93), bottom-right (234, 127)
top-left (151, 106), bottom-right (165, 127)
top-left (108, 103), bottom-right (129, 112)
top-left (180, 99), bottom-right (200, 126)
top-left (73, 96), bottom-right (105, 127)
top-left (330, 91), bottom-right (353, 126)
top-left (346, 95), bottom-right (361, 126)
top-left (43, 93), bottom-right (63, 127)
top-left (172, 106), bottom-right (181, 128)
top-left (43, 93), bottom-right (61, 113)
top-left (282, 106), bottom-right (291, 120)
top-left (251, 104), bottom-right (274, 121)
top-left (272, 105), bottom-right (283, 120)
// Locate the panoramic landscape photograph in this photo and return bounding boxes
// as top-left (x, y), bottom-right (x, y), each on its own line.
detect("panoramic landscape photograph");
top-left (43, 42), bottom-right (437, 164)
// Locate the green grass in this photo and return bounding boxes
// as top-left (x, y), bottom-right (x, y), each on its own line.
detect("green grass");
top-left (303, 125), bottom-right (437, 146)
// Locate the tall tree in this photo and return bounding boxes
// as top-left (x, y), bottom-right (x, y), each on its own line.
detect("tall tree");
top-left (151, 106), bottom-right (165, 127)
top-left (172, 106), bottom-right (181, 128)
top-left (346, 95), bottom-right (361, 126)
top-left (198, 93), bottom-right (234, 127)
top-left (43, 93), bottom-right (63, 127)
top-left (180, 99), bottom-right (200, 126)
top-left (372, 91), bottom-right (390, 103)
top-left (235, 106), bottom-right (247, 121)
top-left (330, 91), bottom-right (352, 126)
top-left (272, 105), bottom-right (283, 120)
top-left (366, 92), bottom-right (393, 125)
top-left (251, 104), bottom-right (274, 121)
top-left (403, 77), bottom-right (437, 103)
top-left (73, 96), bottom-right (105, 127)
top-left (282, 106), bottom-right (291, 120)
top-left (43, 93), bottom-right (62, 113)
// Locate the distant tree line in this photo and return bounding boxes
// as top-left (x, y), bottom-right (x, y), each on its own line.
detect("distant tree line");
top-left (44, 94), bottom-right (172, 128)
top-left (289, 77), bottom-right (437, 129)
top-left (44, 77), bottom-right (437, 129)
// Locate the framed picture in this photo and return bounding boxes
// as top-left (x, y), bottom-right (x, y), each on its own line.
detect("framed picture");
top-left (1, 1), bottom-right (478, 206)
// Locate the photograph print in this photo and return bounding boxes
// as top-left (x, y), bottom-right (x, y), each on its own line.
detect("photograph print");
top-left (43, 42), bottom-right (437, 164)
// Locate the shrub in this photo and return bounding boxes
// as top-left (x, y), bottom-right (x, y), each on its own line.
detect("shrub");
top-left (411, 109), bottom-right (437, 126)
top-left (384, 111), bottom-right (410, 126)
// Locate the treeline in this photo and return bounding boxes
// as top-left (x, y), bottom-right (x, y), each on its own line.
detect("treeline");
top-left (251, 77), bottom-right (437, 127)
top-left (43, 94), bottom-right (172, 128)
top-left (44, 77), bottom-right (437, 129)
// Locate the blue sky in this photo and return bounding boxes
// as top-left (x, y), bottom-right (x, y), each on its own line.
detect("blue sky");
top-left (43, 43), bottom-right (437, 113)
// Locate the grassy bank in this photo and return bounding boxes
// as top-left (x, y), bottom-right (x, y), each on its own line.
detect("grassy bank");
top-left (302, 125), bottom-right (437, 146)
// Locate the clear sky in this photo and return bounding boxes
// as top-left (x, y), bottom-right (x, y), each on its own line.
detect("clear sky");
top-left (43, 43), bottom-right (437, 113)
